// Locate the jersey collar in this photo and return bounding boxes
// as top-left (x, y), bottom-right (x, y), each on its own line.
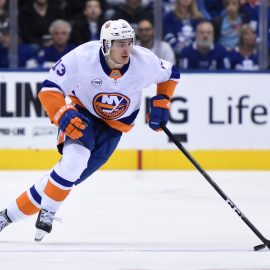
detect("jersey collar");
top-left (99, 48), bottom-right (130, 78)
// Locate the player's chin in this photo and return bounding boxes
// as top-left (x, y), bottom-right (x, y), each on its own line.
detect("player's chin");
top-left (121, 56), bottom-right (129, 64)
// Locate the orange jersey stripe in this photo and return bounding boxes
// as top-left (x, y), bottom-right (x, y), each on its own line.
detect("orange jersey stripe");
top-left (102, 119), bottom-right (133, 133)
top-left (69, 96), bottom-right (85, 108)
top-left (157, 80), bottom-right (177, 99)
top-left (16, 191), bottom-right (40, 215)
top-left (44, 180), bottom-right (71, 202)
top-left (38, 91), bottom-right (66, 123)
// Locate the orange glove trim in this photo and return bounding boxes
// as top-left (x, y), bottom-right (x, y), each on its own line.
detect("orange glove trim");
top-left (153, 99), bottom-right (171, 111)
top-left (64, 117), bottom-right (86, 140)
top-left (53, 104), bottom-right (77, 125)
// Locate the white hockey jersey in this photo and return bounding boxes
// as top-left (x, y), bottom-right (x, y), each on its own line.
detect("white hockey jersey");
top-left (41, 41), bottom-right (180, 132)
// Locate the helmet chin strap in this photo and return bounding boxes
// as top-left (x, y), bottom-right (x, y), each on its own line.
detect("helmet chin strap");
top-left (105, 55), bottom-right (124, 69)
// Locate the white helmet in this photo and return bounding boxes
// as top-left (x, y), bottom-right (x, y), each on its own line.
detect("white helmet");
top-left (100, 19), bottom-right (135, 56)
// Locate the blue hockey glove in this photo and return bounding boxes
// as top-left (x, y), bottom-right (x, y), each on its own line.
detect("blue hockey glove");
top-left (54, 105), bottom-right (89, 140)
top-left (148, 95), bottom-right (171, 131)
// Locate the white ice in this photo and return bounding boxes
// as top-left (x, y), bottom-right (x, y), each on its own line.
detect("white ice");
top-left (0, 170), bottom-right (270, 270)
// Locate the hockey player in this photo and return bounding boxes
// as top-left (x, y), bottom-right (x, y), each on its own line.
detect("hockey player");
top-left (0, 19), bottom-right (180, 241)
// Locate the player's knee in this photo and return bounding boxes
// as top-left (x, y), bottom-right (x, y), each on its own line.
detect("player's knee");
top-left (59, 143), bottom-right (90, 180)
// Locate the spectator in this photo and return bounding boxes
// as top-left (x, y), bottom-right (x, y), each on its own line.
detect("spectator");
top-left (0, 0), bottom-right (8, 31)
top-left (56, 0), bottom-right (87, 21)
top-left (197, 0), bottom-right (224, 20)
top-left (239, 0), bottom-right (258, 40)
top-left (107, 0), bottom-right (172, 17)
top-left (163, 0), bottom-right (177, 13)
top-left (241, 1), bottom-right (270, 43)
top-left (241, 0), bottom-right (270, 63)
top-left (0, 25), bottom-right (38, 68)
top-left (163, 0), bottom-right (204, 55)
top-left (56, 0), bottom-right (108, 22)
top-left (38, 20), bottom-right (75, 68)
top-left (229, 24), bottom-right (258, 70)
top-left (137, 19), bottom-right (176, 64)
top-left (112, 0), bottom-right (153, 31)
top-left (107, 0), bottom-right (152, 7)
top-left (214, 0), bottom-right (246, 50)
top-left (240, 0), bottom-right (258, 28)
top-left (19, 0), bottom-right (64, 48)
top-left (18, 0), bottom-right (26, 9)
top-left (239, 0), bottom-right (248, 5)
top-left (180, 21), bottom-right (231, 69)
top-left (70, 0), bottom-right (105, 46)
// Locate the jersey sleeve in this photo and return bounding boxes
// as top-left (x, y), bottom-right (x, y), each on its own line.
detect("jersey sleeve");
top-left (151, 53), bottom-right (180, 99)
top-left (38, 50), bottom-right (78, 124)
top-left (43, 50), bottom-right (78, 96)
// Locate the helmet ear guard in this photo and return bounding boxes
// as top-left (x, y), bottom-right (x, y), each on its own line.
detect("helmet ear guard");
top-left (105, 40), bottom-right (111, 49)
top-left (101, 40), bottom-right (112, 56)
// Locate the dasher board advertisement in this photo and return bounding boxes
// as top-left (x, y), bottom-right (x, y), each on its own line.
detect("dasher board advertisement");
top-left (0, 72), bottom-right (270, 150)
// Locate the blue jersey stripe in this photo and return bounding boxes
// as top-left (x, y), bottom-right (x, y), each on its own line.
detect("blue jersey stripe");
top-left (41, 79), bottom-right (62, 91)
top-left (50, 170), bottom-right (74, 188)
top-left (30, 185), bottom-right (42, 204)
top-left (118, 109), bottom-right (140, 125)
top-left (170, 65), bottom-right (180, 80)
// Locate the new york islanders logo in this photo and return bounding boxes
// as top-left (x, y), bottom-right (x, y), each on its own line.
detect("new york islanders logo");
top-left (93, 93), bottom-right (130, 120)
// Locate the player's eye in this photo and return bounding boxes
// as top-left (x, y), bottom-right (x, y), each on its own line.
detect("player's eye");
top-left (116, 43), bottom-right (132, 48)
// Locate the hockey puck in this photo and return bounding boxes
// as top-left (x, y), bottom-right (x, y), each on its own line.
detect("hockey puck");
top-left (254, 244), bottom-right (266, 251)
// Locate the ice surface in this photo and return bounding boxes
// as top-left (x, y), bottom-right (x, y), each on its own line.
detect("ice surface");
top-left (0, 170), bottom-right (270, 270)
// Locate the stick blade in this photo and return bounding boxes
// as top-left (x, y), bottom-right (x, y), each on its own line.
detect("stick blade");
top-left (254, 244), bottom-right (266, 251)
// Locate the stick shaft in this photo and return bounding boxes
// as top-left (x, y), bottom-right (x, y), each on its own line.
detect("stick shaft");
top-left (162, 125), bottom-right (270, 246)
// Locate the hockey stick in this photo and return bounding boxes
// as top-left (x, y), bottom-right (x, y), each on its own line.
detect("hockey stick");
top-left (161, 124), bottom-right (270, 251)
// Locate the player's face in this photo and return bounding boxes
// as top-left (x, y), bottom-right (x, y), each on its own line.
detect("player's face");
top-left (109, 39), bottom-right (133, 66)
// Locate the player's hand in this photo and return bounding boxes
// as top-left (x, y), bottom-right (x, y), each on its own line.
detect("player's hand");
top-left (148, 95), bottom-right (171, 131)
top-left (54, 105), bottom-right (89, 140)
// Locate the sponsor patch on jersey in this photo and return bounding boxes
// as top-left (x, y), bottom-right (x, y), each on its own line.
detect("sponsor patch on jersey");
top-left (93, 93), bottom-right (130, 120)
top-left (91, 78), bottom-right (102, 86)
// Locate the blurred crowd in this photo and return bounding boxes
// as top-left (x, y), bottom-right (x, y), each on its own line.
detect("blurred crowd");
top-left (0, 0), bottom-right (269, 70)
